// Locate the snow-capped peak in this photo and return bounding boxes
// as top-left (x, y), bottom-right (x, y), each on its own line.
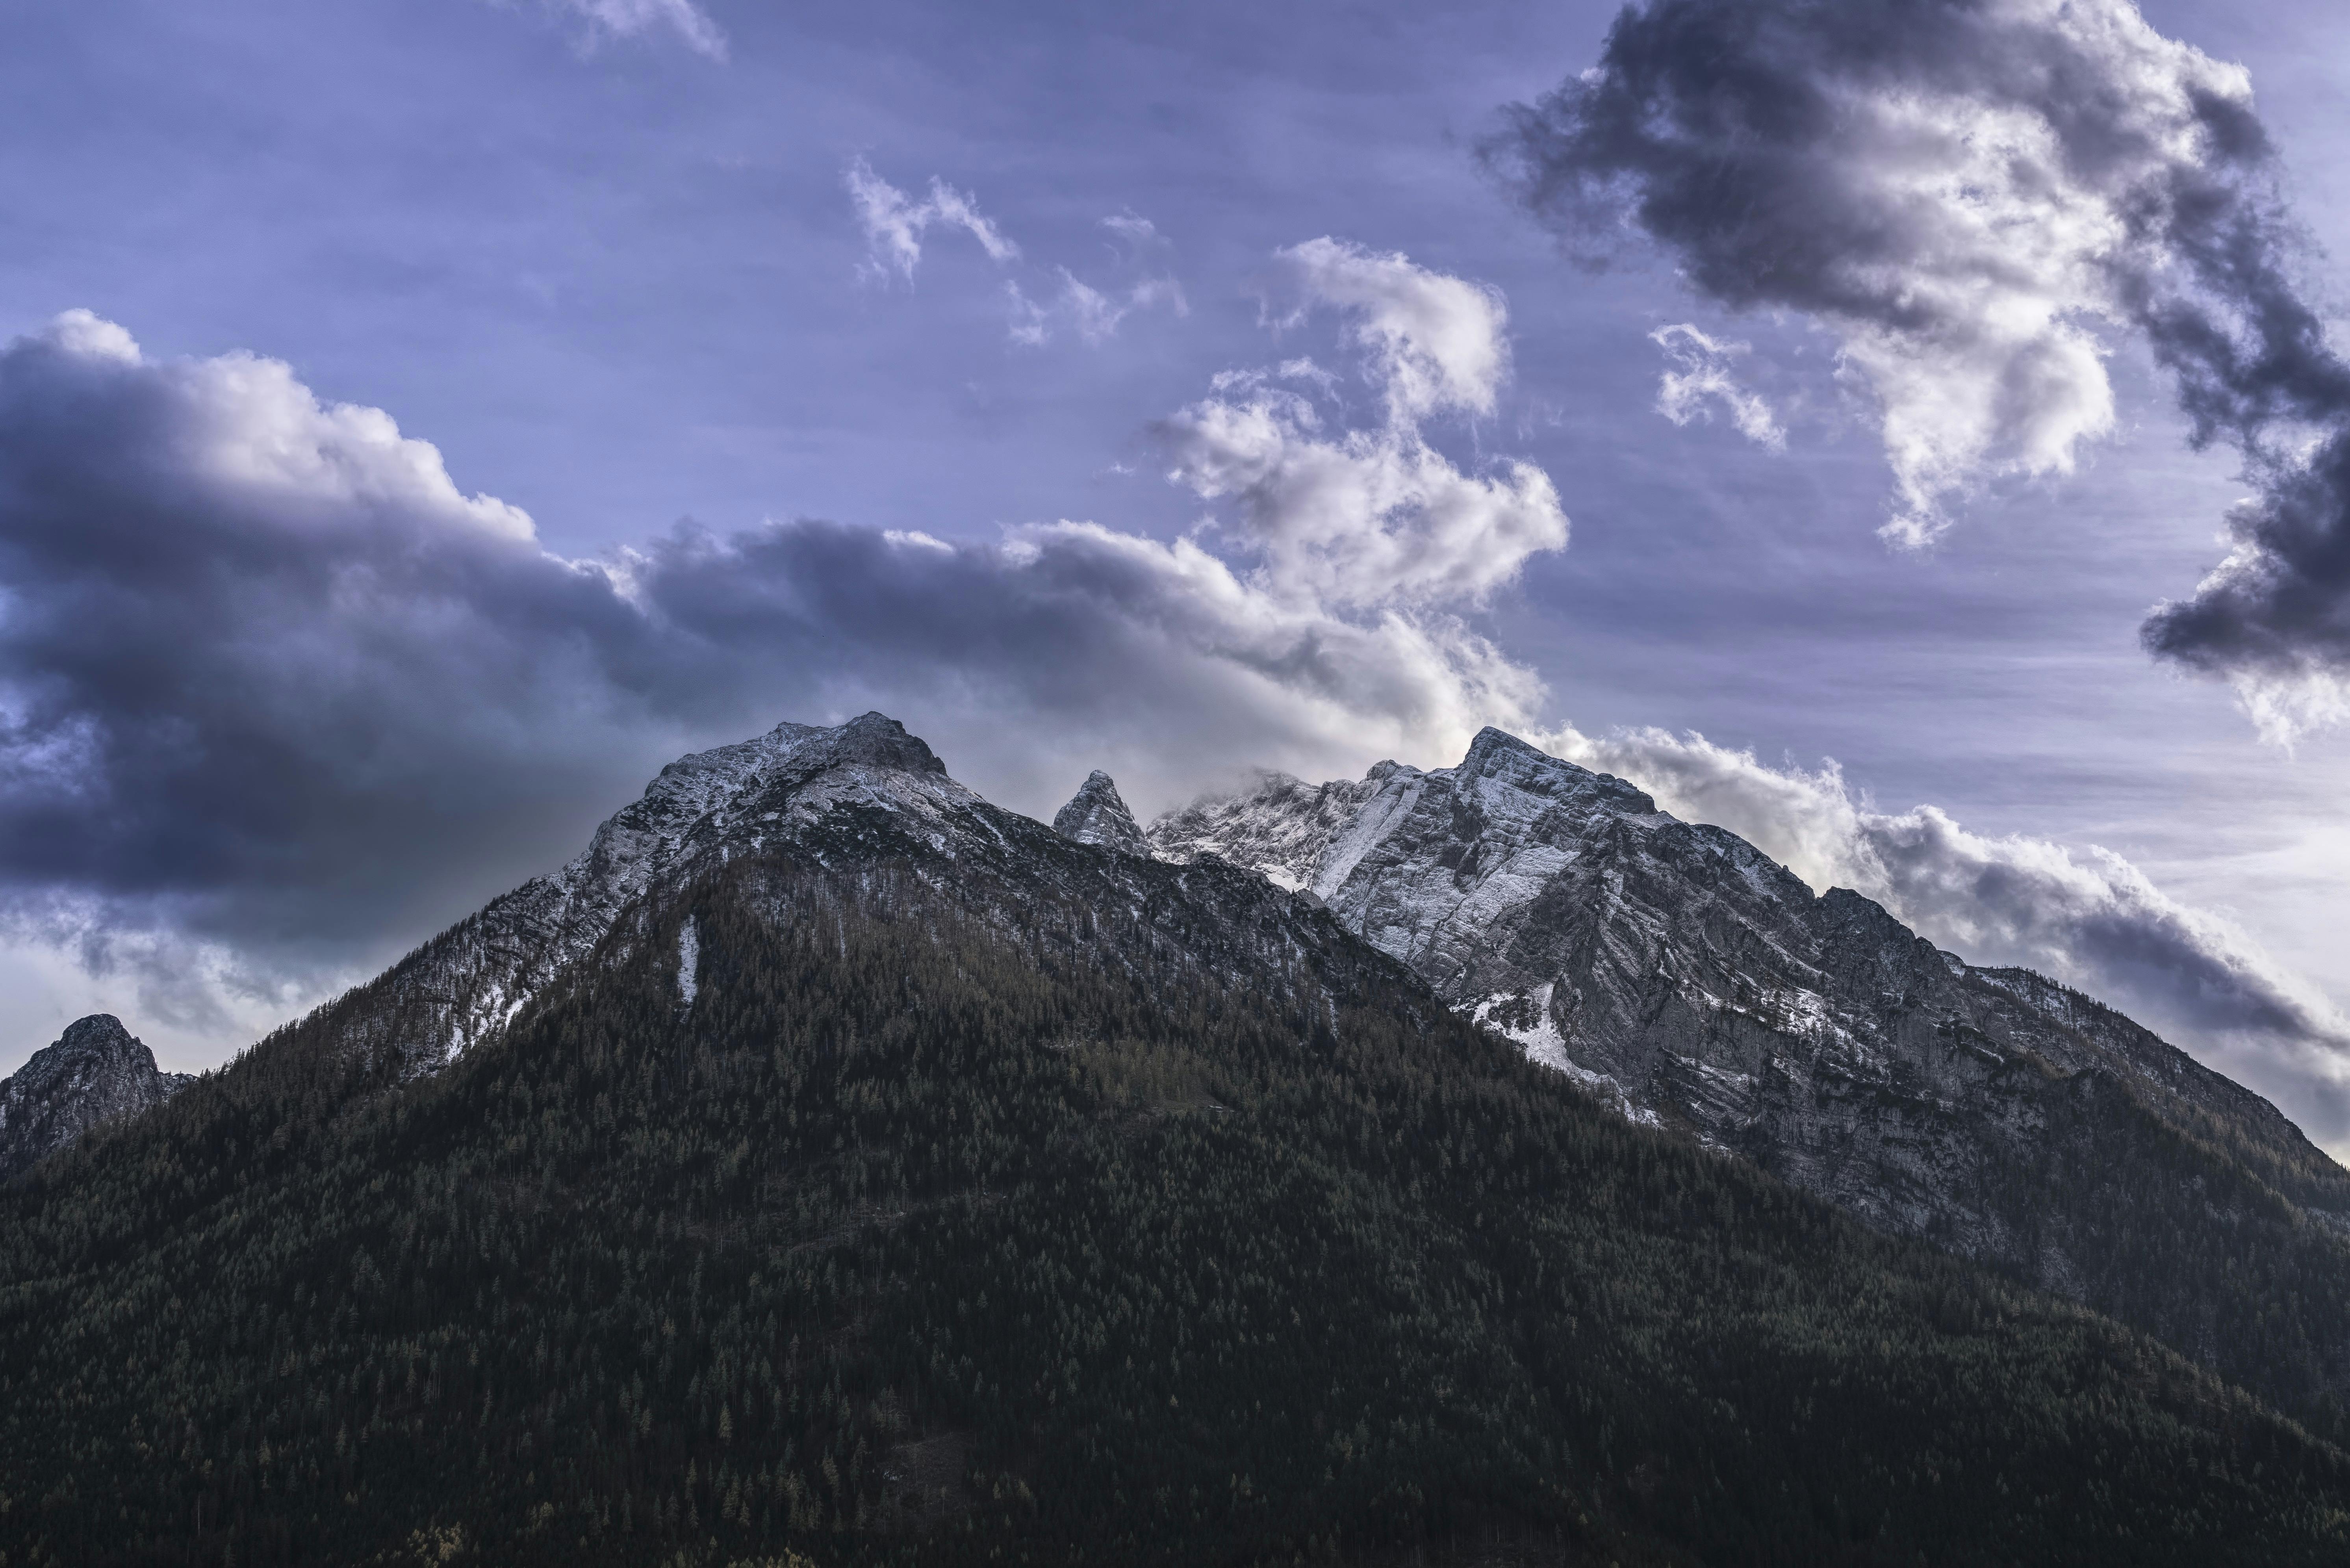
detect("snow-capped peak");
top-left (1051, 770), bottom-right (1148, 855)
top-left (342, 712), bottom-right (986, 1077)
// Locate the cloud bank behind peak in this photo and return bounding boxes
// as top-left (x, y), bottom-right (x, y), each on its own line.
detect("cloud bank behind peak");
top-left (0, 247), bottom-right (1562, 1013)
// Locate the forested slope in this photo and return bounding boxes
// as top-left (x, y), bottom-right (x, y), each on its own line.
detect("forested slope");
top-left (2, 796), bottom-right (2346, 1567)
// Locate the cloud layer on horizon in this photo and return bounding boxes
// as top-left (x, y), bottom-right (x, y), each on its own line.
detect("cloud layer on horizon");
top-left (1485, 0), bottom-right (2350, 740)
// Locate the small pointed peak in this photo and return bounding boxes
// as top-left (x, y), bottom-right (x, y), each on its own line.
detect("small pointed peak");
top-left (1053, 771), bottom-right (1148, 856)
top-left (1365, 759), bottom-right (1421, 783)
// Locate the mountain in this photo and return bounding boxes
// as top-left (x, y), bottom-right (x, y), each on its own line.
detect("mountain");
top-left (1148, 726), bottom-right (2350, 1433)
top-left (1049, 769), bottom-right (1148, 855)
top-left (3, 714), bottom-right (2348, 1567)
top-left (0, 1014), bottom-right (192, 1180)
top-left (303, 713), bottom-right (982, 1084)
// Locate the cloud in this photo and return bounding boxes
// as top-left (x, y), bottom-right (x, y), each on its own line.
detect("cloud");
top-left (1541, 719), bottom-right (2350, 1151)
top-left (1261, 236), bottom-right (1512, 423)
top-left (1003, 212), bottom-right (1185, 347)
top-left (0, 265), bottom-right (1564, 1015)
top-left (1159, 239), bottom-right (1568, 608)
top-left (844, 160), bottom-right (1020, 284)
top-left (1007, 271), bottom-right (1186, 347)
top-left (1487, 0), bottom-right (2350, 731)
top-left (1101, 213), bottom-right (1165, 253)
top-left (536, 0), bottom-right (727, 59)
top-left (1650, 324), bottom-right (1784, 449)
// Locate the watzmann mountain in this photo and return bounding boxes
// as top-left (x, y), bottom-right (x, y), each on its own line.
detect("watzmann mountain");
top-left (3, 714), bottom-right (2347, 1567)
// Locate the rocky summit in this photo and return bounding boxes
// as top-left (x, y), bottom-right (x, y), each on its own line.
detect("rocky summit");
top-left (0, 1013), bottom-right (193, 1180)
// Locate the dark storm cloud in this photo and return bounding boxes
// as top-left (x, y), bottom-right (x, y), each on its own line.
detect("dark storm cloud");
top-left (0, 295), bottom-right (1553, 980)
top-left (1486, 0), bottom-right (2350, 735)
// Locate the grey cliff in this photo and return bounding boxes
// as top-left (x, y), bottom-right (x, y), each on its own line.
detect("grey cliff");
top-left (0, 1014), bottom-right (194, 1180)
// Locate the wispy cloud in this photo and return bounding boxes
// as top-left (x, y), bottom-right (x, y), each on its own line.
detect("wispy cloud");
top-left (534, 0), bottom-right (727, 60)
top-left (844, 159), bottom-right (1019, 284)
top-left (1008, 271), bottom-right (1186, 347)
top-left (1650, 324), bottom-right (1783, 449)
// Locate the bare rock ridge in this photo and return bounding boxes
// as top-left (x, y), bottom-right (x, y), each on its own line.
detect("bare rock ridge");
top-left (0, 1014), bottom-right (193, 1180)
top-left (1148, 724), bottom-right (2350, 1404)
top-left (1051, 770), bottom-right (1148, 855)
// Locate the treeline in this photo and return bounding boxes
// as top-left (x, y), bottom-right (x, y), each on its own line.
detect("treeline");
top-left (1, 839), bottom-right (2347, 1566)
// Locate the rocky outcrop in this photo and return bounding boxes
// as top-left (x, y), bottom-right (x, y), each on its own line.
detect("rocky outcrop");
top-left (0, 1015), bottom-right (193, 1180)
top-left (1050, 771), bottom-right (1149, 856)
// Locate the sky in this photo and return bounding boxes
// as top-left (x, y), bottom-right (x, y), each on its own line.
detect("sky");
top-left (4, 0), bottom-right (2350, 1156)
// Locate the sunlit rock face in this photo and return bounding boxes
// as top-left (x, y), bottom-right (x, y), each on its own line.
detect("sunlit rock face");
top-left (0, 1014), bottom-right (193, 1180)
top-left (1151, 728), bottom-right (2350, 1300)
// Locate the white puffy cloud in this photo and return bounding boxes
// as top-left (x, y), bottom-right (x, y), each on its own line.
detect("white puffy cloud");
top-left (1159, 239), bottom-right (1568, 609)
top-left (1264, 237), bottom-right (1511, 423)
top-left (844, 160), bottom-right (1020, 284)
top-left (1651, 324), bottom-right (1784, 449)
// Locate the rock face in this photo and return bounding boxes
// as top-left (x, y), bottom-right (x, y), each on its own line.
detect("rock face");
top-left (1050, 770), bottom-right (1149, 855)
top-left (304, 713), bottom-right (1337, 1090)
top-left (0, 1015), bottom-right (193, 1180)
top-left (320, 712), bottom-right (977, 1080)
top-left (1151, 726), bottom-right (2350, 1407)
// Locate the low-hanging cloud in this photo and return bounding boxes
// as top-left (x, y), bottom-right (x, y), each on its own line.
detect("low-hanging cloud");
top-left (1543, 720), bottom-right (2350, 1151)
top-left (1485, 0), bottom-right (2350, 736)
top-left (845, 160), bottom-right (1020, 284)
top-left (0, 251), bottom-right (1561, 1017)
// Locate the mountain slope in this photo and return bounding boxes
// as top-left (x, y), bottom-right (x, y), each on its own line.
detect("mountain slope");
top-left (0, 1015), bottom-right (193, 1180)
top-left (1149, 727), bottom-right (2350, 1435)
top-left (3, 716), bottom-right (2348, 1566)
